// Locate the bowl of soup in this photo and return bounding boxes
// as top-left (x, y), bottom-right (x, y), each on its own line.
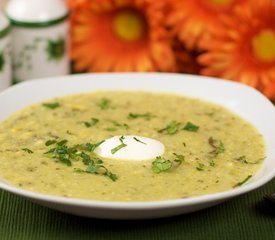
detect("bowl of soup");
top-left (0, 73), bottom-right (274, 219)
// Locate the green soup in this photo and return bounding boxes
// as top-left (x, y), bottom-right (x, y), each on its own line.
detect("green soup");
top-left (0, 91), bottom-right (265, 201)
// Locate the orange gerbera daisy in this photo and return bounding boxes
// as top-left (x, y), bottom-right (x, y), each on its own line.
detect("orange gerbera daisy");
top-left (67, 0), bottom-right (89, 10)
top-left (168, 0), bottom-right (247, 50)
top-left (198, 0), bottom-right (275, 100)
top-left (68, 0), bottom-right (176, 72)
top-left (172, 38), bottom-right (202, 74)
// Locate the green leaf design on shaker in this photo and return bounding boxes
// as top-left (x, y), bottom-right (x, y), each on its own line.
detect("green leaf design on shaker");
top-left (14, 36), bottom-right (66, 72)
top-left (46, 37), bottom-right (65, 61)
top-left (13, 37), bottom-right (43, 71)
top-left (0, 52), bottom-right (5, 71)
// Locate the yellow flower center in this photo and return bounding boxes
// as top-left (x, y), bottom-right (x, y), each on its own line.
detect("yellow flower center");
top-left (252, 29), bottom-right (275, 62)
top-left (113, 10), bottom-right (145, 41)
top-left (209, 0), bottom-right (233, 6)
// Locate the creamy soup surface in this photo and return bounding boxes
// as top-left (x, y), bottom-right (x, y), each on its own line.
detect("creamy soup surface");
top-left (0, 91), bottom-right (265, 201)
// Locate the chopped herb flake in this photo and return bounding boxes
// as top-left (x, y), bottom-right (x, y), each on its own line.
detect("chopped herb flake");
top-left (42, 102), bottom-right (60, 109)
top-left (209, 159), bottom-right (216, 167)
top-left (173, 153), bottom-right (185, 165)
top-left (98, 98), bottom-right (111, 110)
top-left (236, 155), bottom-right (249, 164)
top-left (84, 118), bottom-right (99, 128)
top-left (233, 175), bottom-right (252, 188)
top-left (152, 156), bottom-right (173, 173)
top-left (56, 139), bottom-right (68, 146)
top-left (182, 122), bottom-right (199, 132)
top-left (22, 148), bottom-right (33, 153)
top-left (158, 121), bottom-right (180, 135)
top-left (107, 172), bottom-right (118, 182)
top-left (128, 112), bottom-right (156, 120)
top-left (111, 136), bottom-right (127, 154)
top-left (74, 140), bottom-right (105, 152)
top-left (133, 137), bottom-right (146, 144)
top-left (86, 162), bottom-right (101, 174)
top-left (45, 140), bottom-right (57, 146)
top-left (196, 163), bottom-right (205, 171)
top-left (120, 136), bottom-right (125, 141)
top-left (111, 121), bottom-right (129, 130)
top-left (235, 156), bottom-right (263, 164)
top-left (152, 154), bottom-right (184, 173)
top-left (208, 137), bottom-right (225, 157)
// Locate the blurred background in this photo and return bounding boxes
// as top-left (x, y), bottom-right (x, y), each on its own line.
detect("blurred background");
top-left (1, 0), bottom-right (275, 103)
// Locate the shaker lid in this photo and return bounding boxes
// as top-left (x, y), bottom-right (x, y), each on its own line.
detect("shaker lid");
top-left (5, 0), bottom-right (68, 23)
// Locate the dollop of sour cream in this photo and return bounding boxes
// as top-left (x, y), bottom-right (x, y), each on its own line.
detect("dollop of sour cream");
top-left (95, 135), bottom-right (165, 161)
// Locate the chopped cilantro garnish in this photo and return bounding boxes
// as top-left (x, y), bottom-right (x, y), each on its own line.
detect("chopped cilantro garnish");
top-left (158, 121), bottom-right (181, 135)
top-left (182, 122), bottom-right (199, 132)
top-left (152, 156), bottom-right (173, 173)
top-left (44, 140), bottom-right (73, 166)
top-left (120, 135), bottom-right (125, 141)
top-left (111, 121), bottom-right (129, 130)
top-left (86, 160), bottom-right (104, 172)
top-left (73, 168), bottom-right (85, 173)
top-left (106, 172), bottom-right (118, 182)
top-left (74, 140), bottom-right (105, 152)
top-left (80, 151), bottom-right (92, 165)
top-left (86, 161), bottom-right (118, 181)
top-left (111, 136), bottom-right (127, 154)
top-left (44, 139), bottom-right (116, 181)
top-left (133, 137), bottom-right (146, 144)
top-left (84, 118), bottom-right (99, 128)
top-left (56, 139), bottom-right (68, 146)
top-left (233, 175), bottom-right (252, 188)
top-left (236, 155), bottom-right (249, 164)
top-left (74, 160), bottom-right (118, 182)
top-left (152, 154), bottom-right (184, 173)
top-left (235, 155), bottom-right (263, 164)
top-left (42, 102), bottom-right (60, 109)
top-left (97, 98), bottom-right (111, 110)
top-left (196, 163), bottom-right (205, 171)
top-left (208, 137), bottom-right (225, 157)
top-left (173, 153), bottom-right (185, 165)
top-left (209, 159), bottom-right (216, 167)
top-left (45, 140), bottom-right (57, 146)
top-left (111, 145), bottom-right (124, 154)
top-left (22, 148), bottom-right (33, 154)
top-left (128, 112), bottom-right (155, 120)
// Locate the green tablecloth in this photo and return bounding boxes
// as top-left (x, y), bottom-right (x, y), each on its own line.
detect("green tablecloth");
top-left (0, 179), bottom-right (274, 240)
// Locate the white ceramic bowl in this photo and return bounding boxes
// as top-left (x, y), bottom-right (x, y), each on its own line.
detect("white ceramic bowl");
top-left (0, 73), bottom-right (275, 219)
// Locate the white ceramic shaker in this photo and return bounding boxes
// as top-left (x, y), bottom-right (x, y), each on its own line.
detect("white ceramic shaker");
top-left (5, 0), bottom-right (70, 83)
top-left (0, 10), bottom-right (11, 91)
